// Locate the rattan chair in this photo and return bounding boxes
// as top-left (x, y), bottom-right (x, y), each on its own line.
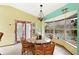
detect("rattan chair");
top-left (43, 42), bottom-right (55, 55)
top-left (34, 42), bottom-right (55, 55)
top-left (34, 44), bottom-right (44, 55)
top-left (21, 38), bottom-right (31, 55)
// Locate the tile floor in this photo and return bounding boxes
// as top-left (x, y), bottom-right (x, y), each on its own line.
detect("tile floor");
top-left (0, 43), bottom-right (71, 55)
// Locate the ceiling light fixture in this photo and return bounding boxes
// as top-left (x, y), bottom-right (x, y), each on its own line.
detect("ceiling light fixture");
top-left (38, 4), bottom-right (44, 21)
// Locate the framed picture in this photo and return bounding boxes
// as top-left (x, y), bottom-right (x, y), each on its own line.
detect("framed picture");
top-left (0, 32), bottom-right (3, 41)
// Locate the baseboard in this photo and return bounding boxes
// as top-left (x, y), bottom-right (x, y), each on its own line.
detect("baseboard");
top-left (0, 42), bottom-right (20, 47)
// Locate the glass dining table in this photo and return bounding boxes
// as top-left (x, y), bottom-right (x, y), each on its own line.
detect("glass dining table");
top-left (26, 36), bottom-right (51, 44)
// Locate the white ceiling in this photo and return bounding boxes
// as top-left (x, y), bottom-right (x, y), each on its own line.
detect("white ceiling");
top-left (0, 3), bottom-right (67, 17)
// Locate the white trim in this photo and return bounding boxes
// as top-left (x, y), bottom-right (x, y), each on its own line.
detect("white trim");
top-left (65, 41), bottom-right (77, 48)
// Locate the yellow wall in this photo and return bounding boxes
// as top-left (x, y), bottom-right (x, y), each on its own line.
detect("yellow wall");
top-left (0, 5), bottom-right (42, 46)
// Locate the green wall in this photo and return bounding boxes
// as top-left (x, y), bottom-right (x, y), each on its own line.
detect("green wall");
top-left (77, 7), bottom-right (79, 55)
top-left (44, 3), bottom-right (78, 20)
top-left (44, 3), bottom-right (79, 55)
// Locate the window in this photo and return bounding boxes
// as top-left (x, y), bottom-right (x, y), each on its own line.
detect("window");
top-left (45, 14), bottom-right (77, 46)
